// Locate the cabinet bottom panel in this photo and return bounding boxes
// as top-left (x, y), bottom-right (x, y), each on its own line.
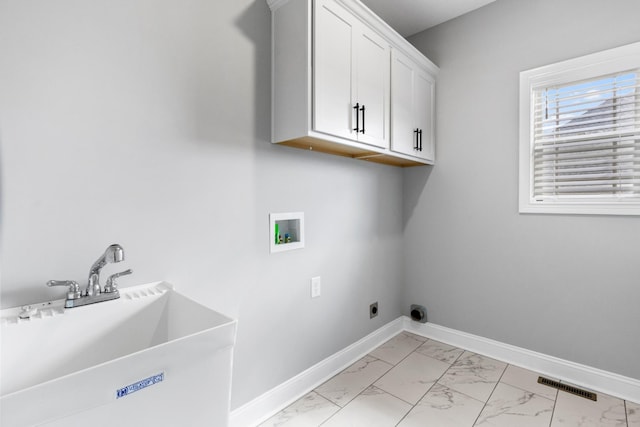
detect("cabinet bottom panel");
top-left (274, 136), bottom-right (428, 167)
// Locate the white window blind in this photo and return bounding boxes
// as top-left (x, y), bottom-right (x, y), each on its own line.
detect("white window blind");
top-left (532, 70), bottom-right (640, 201)
top-left (520, 42), bottom-right (640, 215)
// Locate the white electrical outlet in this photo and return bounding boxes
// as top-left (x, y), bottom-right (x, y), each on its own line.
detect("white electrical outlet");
top-left (311, 276), bottom-right (321, 298)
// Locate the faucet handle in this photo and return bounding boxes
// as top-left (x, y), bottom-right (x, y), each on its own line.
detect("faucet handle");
top-left (47, 280), bottom-right (81, 300)
top-left (104, 269), bottom-right (132, 293)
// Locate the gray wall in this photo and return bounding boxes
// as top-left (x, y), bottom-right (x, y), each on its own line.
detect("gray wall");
top-left (405, 0), bottom-right (640, 379)
top-left (0, 0), bottom-right (404, 409)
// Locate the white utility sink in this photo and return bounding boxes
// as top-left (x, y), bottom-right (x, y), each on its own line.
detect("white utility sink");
top-left (0, 281), bottom-right (236, 426)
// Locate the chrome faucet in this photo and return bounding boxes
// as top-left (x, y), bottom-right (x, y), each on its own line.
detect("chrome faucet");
top-left (47, 244), bottom-right (132, 308)
top-left (87, 244), bottom-right (125, 296)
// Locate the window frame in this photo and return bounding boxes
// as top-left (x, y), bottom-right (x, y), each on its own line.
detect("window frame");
top-left (519, 41), bottom-right (640, 216)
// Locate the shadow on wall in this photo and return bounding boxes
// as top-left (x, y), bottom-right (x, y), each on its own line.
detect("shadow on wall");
top-left (234, 0), bottom-right (272, 147)
top-left (403, 165), bottom-right (433, 229)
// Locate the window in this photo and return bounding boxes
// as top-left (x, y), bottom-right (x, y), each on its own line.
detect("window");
top-left (519, 42), bottom-right (640, 215)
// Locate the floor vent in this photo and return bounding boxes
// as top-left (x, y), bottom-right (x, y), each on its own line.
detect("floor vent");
top-left (537, 376), bottom-right (597, 401)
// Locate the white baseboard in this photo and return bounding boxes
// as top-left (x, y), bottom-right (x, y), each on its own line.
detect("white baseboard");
top-left (403, 317), bottom-right (640, 404)
top-left (230, 316), bottom-right (640, 427)
top-left (229, 317), bottom-right (405, 427)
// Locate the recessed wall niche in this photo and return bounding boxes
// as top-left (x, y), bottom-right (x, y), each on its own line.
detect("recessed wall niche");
top-left (269, 212), bottom-right (304, 253)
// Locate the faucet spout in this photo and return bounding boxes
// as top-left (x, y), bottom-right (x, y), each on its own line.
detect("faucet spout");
top-left (46, 243), bottom-right (131, 308)
top-left (86, 244), bottom-right (125, 296)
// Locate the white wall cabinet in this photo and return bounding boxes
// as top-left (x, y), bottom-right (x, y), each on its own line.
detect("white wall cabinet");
top-left (267, 0), bottom-right (438, 167)
top-left (390, 49), bottom-right (435, 162)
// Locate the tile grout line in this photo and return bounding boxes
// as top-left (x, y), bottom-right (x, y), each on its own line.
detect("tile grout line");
top-left (338, 333), bottom-right (471, 411)
top-left (317, 335), bottom-right (415, 427)
top-left (394, 341), bottom-right (468, 426)
top-left (317, 404), bottom-right (337, 427)
top-left (371, 331), bottom-right (450, 408)
top-left (500, 374), bottom-right (557, 403)
top-left (394, 338), bottom-right (459, 422)
top-left (546, 386), bottom-right (559, 427)
top-left (470, 359), bottom-right (509, 427)
top-left (319, 332), bottom-right (432, 427)
top-left (624, 400), bottom-right (629, 427)
top-left (427, 351), bottom-right (488, 405)
top-left (317, 382), bottom-right (396, 425)
top-left (434, 351), bottom-right (507, 413)
top-left (364, 331), bottom-right (431, 407)
top-left (313, 352), bottom-right (393, 408)
top-left (355, 333), bottom-right (428, 424)
top-left (388, 332), bottom-right (430, 366)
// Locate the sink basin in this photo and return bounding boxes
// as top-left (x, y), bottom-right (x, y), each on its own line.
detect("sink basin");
top-left (0, 281), bottom-right (236, 426)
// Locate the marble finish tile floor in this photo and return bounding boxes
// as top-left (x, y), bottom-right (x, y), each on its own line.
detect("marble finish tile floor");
top-left (260, 332), bottom-right (639, 427)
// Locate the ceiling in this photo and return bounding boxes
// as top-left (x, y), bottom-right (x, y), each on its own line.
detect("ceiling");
top-left (361, 0), bottom-right (496, 37)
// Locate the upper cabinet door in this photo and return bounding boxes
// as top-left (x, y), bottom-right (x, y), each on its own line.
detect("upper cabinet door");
top-left (413, 69), bottom-right (435, 161)
top-left (390, 49), bottom-right (435, 162)
top-left (390, 50), bottom-right (416, 155)
top-left (354, 27), bottom-right (389, 148)
top-left (314, 0), bottom-right (356, 141)
top-left (314, 0), bottom-right (389, 148)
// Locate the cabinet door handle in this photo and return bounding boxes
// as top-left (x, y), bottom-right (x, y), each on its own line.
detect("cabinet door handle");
top-left (360, 105), bottom-right (365, 134)
top-left (353, 103), bottom-right (360, 132)
top-left (414, 128), bottom-right (420, 150)
top-left (418, 129), bottom-right (423, 151)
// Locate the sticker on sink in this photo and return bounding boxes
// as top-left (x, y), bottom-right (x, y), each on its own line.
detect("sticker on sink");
top-left (116, 373), bottom-right (164, 399)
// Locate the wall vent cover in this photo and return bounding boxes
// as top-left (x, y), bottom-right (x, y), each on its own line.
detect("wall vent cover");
top-left (537, 376), bottom-right (597, 401)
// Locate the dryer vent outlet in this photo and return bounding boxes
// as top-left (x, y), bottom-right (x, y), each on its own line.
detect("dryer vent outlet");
top-left (369, 302), bottom-right (378, 319)
top-left (410, 304), bottom-right (427, 323)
